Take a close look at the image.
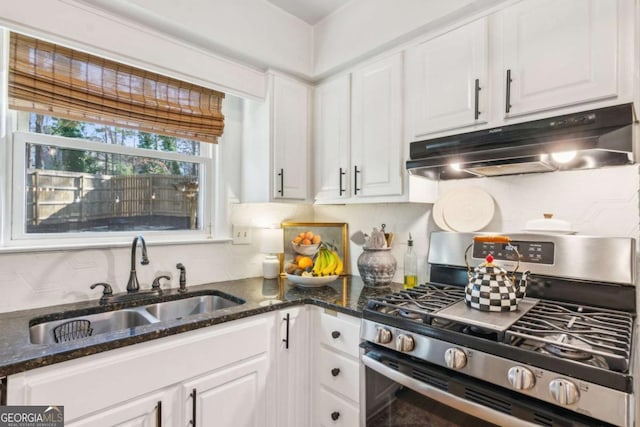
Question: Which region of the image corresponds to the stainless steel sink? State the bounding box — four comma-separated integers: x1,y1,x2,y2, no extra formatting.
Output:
144,294,242,321
29,309,158,345
29,292,245,345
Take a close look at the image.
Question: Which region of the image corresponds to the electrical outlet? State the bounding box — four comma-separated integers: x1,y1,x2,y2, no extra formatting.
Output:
232,225,252,244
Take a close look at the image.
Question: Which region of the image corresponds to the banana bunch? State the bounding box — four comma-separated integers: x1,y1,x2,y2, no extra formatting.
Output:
312,246,344,276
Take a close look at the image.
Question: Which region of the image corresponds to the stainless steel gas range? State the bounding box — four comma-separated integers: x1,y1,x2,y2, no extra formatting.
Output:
361,232,636,427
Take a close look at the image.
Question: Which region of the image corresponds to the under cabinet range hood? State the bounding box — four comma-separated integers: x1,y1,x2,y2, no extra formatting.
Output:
406,103,635,180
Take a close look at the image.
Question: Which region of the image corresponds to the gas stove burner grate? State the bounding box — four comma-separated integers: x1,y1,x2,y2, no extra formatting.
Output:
506,302,633,372
543,334,593,361
366,283,466,321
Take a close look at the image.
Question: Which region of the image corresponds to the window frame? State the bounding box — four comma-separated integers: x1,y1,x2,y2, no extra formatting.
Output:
8,128,216,247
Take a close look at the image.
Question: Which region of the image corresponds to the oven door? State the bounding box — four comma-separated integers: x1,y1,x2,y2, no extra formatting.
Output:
362,344,614,427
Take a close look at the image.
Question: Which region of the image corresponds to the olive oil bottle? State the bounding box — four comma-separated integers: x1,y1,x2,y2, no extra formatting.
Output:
403,233,418,289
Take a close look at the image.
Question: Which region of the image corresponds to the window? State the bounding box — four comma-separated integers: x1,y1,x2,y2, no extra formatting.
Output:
5,31,225,245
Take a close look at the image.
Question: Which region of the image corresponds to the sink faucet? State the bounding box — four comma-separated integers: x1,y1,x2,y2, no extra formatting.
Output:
127,235,150,293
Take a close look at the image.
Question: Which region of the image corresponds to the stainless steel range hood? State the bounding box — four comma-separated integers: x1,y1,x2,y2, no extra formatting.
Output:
406,103,635,180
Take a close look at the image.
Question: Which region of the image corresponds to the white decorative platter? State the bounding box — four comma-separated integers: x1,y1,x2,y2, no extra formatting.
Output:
440,187,495,232
285,273,339,288
432,196,454,231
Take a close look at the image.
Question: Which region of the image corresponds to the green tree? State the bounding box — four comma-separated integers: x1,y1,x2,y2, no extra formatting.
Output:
158,135,181,174
50,119,100,173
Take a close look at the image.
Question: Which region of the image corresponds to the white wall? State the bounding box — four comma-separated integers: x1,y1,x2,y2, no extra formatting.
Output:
438,165,639,239
77,0,314,78
0,0,267,99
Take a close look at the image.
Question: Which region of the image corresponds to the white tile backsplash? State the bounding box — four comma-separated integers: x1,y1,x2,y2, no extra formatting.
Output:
0,165,637,313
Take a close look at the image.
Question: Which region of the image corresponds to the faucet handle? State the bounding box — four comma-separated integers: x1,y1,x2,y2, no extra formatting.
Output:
152,275,171,290
90,282,113,297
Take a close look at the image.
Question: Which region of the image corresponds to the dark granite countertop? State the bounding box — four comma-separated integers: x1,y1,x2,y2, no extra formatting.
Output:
0,275,403,377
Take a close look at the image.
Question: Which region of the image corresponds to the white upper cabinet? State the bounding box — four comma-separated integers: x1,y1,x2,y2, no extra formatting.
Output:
351,52,404,198
312,52,438,204
313,75,351,201
407,18,489,138
501,0,618,117
242,73,311,203
272,74,311,200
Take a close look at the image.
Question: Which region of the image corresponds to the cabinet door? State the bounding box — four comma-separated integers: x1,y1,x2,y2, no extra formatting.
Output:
181,355,272,427
277,307,310,427
407,18,488,137
502,0,618,117
272,75,310,200
313,75,351,201
351,52,403,198
67,389,174,427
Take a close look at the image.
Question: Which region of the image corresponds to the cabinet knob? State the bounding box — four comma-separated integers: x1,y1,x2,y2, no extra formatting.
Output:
331,368,340,377
331,330,341,339
331,411,340,421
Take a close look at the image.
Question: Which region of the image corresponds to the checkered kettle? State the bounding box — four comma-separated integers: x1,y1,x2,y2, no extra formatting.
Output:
463,235,531,312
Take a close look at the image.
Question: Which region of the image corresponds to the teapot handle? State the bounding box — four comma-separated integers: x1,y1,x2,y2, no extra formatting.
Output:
473,235,511,243
465,236,521,279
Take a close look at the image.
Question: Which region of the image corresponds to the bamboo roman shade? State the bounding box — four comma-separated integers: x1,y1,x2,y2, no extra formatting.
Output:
9,32,225,143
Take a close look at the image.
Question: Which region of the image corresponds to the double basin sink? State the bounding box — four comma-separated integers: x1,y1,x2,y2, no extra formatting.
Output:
29,291,245,345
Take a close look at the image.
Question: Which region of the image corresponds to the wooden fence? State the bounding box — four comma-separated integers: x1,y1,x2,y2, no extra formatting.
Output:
26,170,197,229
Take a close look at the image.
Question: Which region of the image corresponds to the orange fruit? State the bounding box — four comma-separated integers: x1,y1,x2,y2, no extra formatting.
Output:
294,255,303,264
298,256,313,269
312,235,321,244
298,232,306,239
301,238,312,245
292,236,303,244
304,231,314,240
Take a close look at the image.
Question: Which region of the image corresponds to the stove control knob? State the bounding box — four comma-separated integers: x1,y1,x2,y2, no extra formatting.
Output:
444,348,467,370
395,334,415,352
375,327,393,344
549,379,580,405
507,366,535,390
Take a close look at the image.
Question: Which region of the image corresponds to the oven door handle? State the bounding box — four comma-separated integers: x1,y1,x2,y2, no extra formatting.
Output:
362,354,537,427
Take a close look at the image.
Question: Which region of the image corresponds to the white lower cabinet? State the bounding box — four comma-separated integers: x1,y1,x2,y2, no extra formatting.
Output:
7,313,277,427
310,306,362,426
276,306,310,427
7,306,362,427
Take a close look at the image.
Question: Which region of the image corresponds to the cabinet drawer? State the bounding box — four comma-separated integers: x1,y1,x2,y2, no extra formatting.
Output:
313,386,360,427
316,346,360,402
315,310,360,358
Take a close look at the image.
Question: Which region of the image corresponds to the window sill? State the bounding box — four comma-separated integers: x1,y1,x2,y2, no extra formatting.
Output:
0,235,232,254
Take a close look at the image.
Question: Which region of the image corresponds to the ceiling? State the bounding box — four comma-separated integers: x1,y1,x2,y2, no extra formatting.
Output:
265,0,352,25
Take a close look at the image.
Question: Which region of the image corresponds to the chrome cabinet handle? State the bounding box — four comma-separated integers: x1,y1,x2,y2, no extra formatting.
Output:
156,401,162,427
474,78,481,120
339,167,346,196
354,165,360,195
505,69,512,114
277,168,284,196
189,388,197,426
